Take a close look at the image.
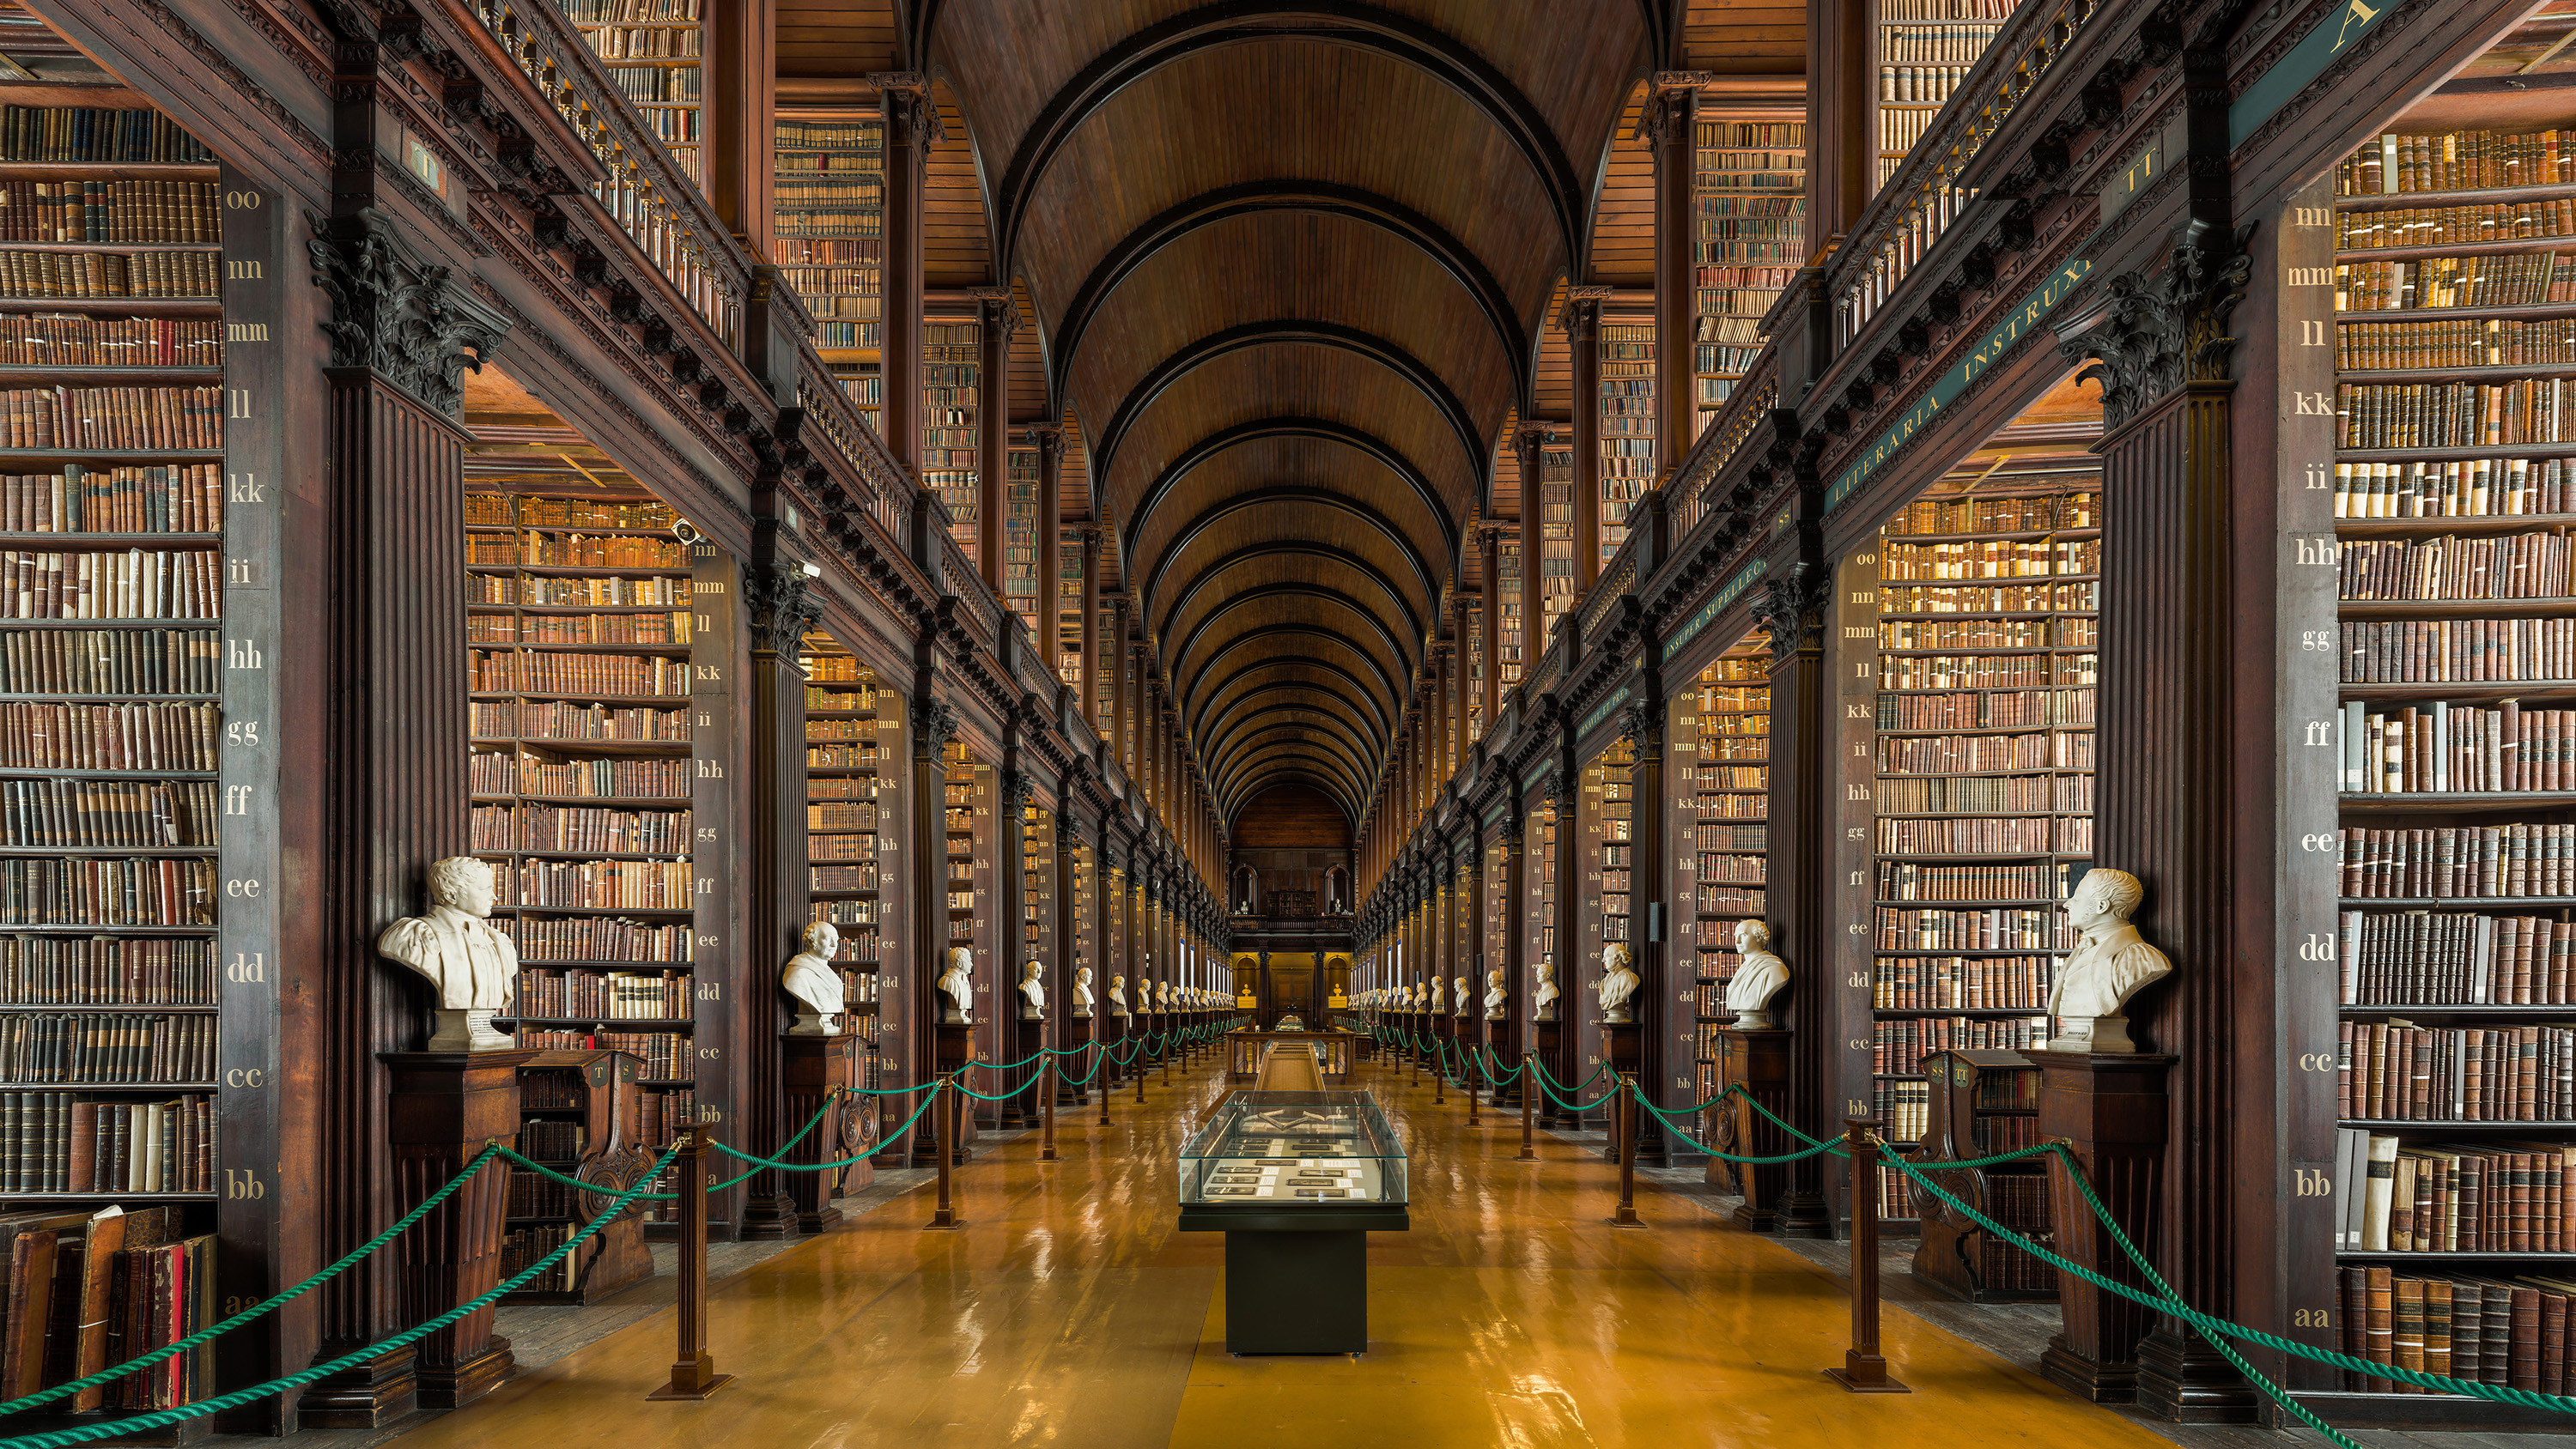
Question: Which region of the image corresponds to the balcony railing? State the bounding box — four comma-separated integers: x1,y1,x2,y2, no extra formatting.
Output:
471,0,741,344
1830,0,2102,345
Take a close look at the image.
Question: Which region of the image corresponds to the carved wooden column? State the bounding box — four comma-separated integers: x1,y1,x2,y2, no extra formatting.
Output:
872,75,934,471
972,288,1017,591
1033,427,1065,674
704,0,774,251
738,564,822,1238
1491,797,1525,1103
1080,530,1104,731
1646,76,1698,468
1621,695,1669,1165
1565,288,1608,597
1480,528,1504,724
1514,428,1551,677
2056,224,2260,1422
908,691,960,1166
991,767,1032,1128
1806,0,1872,244
301,208,509,1427
1753,543,1834,1239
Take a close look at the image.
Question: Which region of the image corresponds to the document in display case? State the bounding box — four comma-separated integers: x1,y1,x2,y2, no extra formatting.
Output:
1176,1089,1410,1354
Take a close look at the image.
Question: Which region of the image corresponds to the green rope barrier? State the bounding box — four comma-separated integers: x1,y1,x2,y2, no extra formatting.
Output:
0,1139,684,1449
0,1143,507,1416
1631,1094,1850,1166
702,1082,848,1172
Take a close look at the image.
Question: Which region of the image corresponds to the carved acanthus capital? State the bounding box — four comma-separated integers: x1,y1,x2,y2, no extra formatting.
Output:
999,769,1034,815
1024,424,1065,464
870,75,947,149
1560,287,1613,343
1617,698,1660,751
968,286,1021,340
911,696,960,758
2054,220,2257,431
745,561,823,656
1752,566,1831,660
306,208,508,417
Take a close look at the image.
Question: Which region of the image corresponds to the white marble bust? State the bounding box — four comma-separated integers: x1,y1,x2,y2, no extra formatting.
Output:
1072,966,1096,1017
1109,973,1129,1016
1452,974,1468,1017
1427,977,1444,1012
379,856,519,1051
939,946,974,1023
1532,958,1559,1021
1595,944,1639,1023
1018,959,1046,1019
1724,919,1791,1029
782,921,843,1035
2046,868,2174,1053
1483,967,1506,1019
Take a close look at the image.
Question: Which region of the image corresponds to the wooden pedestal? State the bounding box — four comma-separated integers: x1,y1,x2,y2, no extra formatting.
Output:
1483,1016,1520,1105
1713,1028,1794,1231
1599,1021,1641,1162
1004,1015,1046,1127
914,1020,976,1166
1058,1014,1094,1103
2031,1049,2174,1404
781,1034,858,1234
382,1049,535,1410
505,1049,653,1306
1529,1017,1564,1125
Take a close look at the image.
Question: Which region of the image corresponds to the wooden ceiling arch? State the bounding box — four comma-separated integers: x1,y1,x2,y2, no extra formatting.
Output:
1220,746,1370,820
1171,584,1416,707
1119,418,1456,567
1228,766,1364,828
1184,640,1400,748
1138,483,1441,634
1205,702,1375,768
1211,721,1372,794
1153,543,1428,663
1195,664,1394,756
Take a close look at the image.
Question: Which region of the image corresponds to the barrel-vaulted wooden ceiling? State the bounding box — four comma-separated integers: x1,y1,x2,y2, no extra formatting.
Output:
779,2,1793,831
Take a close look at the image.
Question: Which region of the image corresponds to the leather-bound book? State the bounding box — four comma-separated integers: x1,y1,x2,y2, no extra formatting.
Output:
2366,1264,2397,1392
2393,1276,2427,1390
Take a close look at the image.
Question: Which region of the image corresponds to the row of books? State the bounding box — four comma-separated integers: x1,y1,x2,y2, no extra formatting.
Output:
1881,0,2017,17
0,465,221,537
0,627,217,696
0,858,212,926
470,652,687,696
465,535,686,569
515,1119,585,1162
1873,908,2075,951
1880,653,2096,688
2338,318,2576,370
579,23,699,57
0,779,212,847
469,574,689,608
0,701,218,771
498,859,691,911
1878,24,2002,61
507,968,691,1022
1879,730,2089,773
1870,1079,1931,1143
1878,66,1972,103
0,549,219,621
1879,617,2092,649
1874,815,2090,853
1879,580,2097,612
2338,130,2576,195
0,108,212,163
0,181,219,246
503,1169,592,1222
0,252,216,300
1879,773,2086,814
0,1092,210,1192
2336,1265,2576,1393
2341,911,2576,1004
0,1205,216,1410
2338,825,2576,899
502,915,690,963
466,495,678,530
467,611,690,646
808,833,878,862
0,937,210,1006
1873,861,2075,901
1874,954,2052,1009
2354,1137,2576,1258
2337,532,2576,602
1880,538,2098,579
471,754,689,800
2335,458,2576,518
2335,201,2576,251
1874,688,2094,730
2339,700,2576,791
2337,254,2576,313
2337,617,2576,684
471,805,691,854
0,1012,214,1082
469,701,687,743
1871,1016,2052,1075
0,316,216,369
2342,1021,2576,1121
2336,381,2576,449
507,1028,686,1082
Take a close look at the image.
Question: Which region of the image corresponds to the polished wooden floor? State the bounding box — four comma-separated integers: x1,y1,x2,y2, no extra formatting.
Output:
399,1048,2175,1449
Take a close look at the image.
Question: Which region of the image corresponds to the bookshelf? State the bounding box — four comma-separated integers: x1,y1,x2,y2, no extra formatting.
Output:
1538,440,1575,636
2320,115,2576,1401
923,318,979,552
1864,462,2099,1215
464,481,708,1175
556,0,703,186
1466,597,1485,743
1003,443,1039,637
1599,317,1654,567
1058,530,1084,689
799,632,884,1054
774,111,883,429
1495,538,1523,687
1683,636,1771,1134
1909,1049,2053,1300
1523,780,1562,1102
0,100,228,1425
1692,114,1804,421
1874,0,2018,190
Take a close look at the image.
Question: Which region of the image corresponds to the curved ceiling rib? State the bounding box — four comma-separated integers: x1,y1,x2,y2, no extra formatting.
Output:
1139,484,1440,631
1153,543,1425,665
1200,677,1390,759
1182,640,1400,745
1212,724,1370,795
1219,746,1368,815
1204,704,1375,775
1228,766,1364,826
1048,180,1530,404
1119,418,1458,567
988,1,1586,280
1091,322,1485,495
1170,585,1416,707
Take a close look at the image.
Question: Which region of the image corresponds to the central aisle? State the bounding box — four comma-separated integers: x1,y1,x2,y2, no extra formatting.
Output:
396,1052,2176,1449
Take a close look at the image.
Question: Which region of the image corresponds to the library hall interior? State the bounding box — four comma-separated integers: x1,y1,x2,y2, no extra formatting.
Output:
8,0,2576,1446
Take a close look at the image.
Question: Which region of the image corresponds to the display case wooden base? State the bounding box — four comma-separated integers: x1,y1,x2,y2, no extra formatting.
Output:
1712,1027,1793,1230
781,1033,858,1234
2031,1048,2173,1404
383,1049,536,1410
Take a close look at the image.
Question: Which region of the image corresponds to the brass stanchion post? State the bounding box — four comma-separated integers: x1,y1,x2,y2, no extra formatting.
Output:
646,1126,732,1400
1827,1117,1909,1392
1467,1047,1482,1127
1039,1055,1058,1162
1098,1043,1113,1125
1611,1074,1643,1228
928,1076,963,1230
1516,1051,1537,1161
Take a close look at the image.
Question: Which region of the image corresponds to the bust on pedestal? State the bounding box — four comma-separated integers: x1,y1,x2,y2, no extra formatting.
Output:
377,856,519,1051
782,922,842,1035
2044,868,2173,1053
1018,959,1047,1021
1072,966,1095,1018
1452,975,1468,1018
1483,967,1506,1020
1723,919,1789,1029
1109,973,1130,1017
1531,958,1559,1021
939,946,975,1024
1595,944,1638,1025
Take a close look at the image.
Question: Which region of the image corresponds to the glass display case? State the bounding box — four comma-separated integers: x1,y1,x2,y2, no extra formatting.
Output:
1177,1090,1407,1206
